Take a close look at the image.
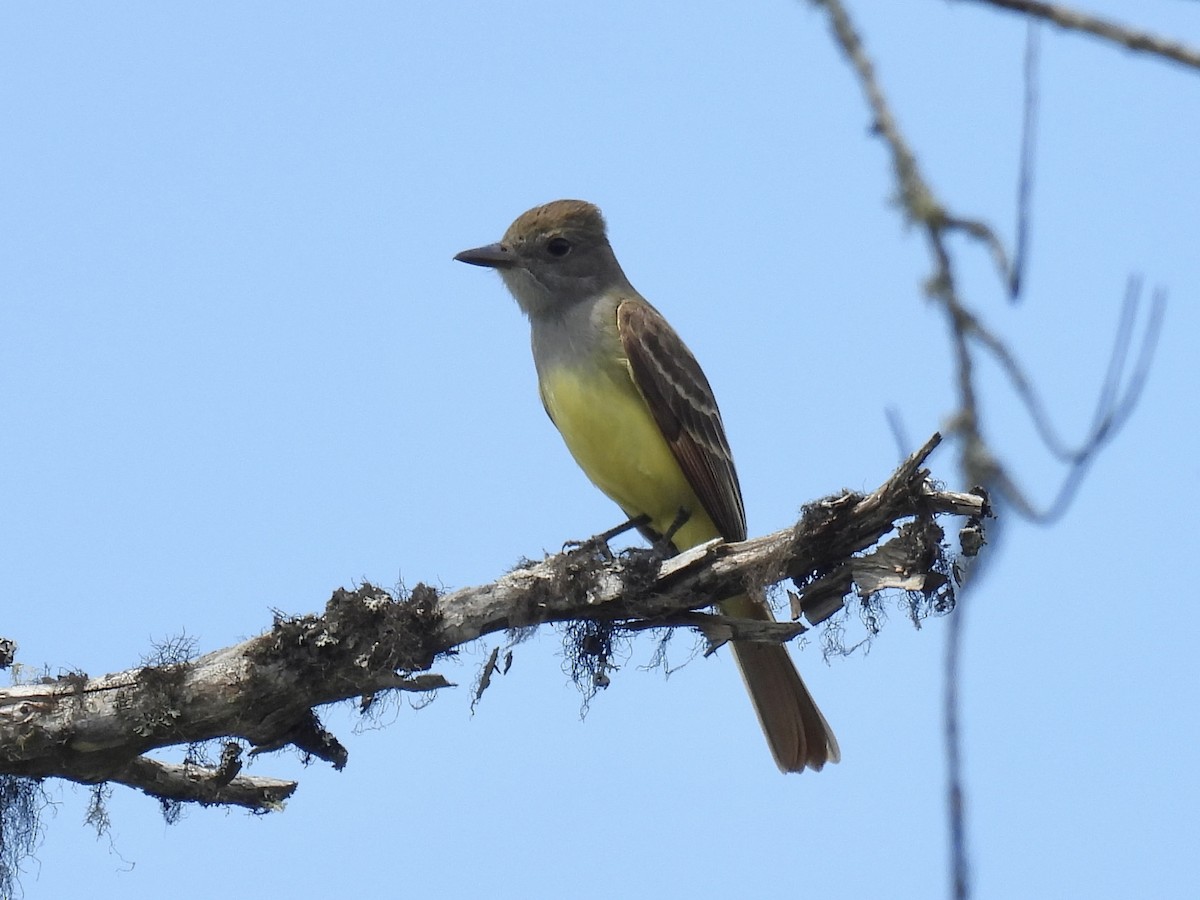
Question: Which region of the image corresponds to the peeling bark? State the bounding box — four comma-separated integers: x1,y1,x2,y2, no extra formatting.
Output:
0,432,986,812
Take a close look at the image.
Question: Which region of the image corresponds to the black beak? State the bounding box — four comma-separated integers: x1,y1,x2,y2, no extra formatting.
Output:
454,242,516,269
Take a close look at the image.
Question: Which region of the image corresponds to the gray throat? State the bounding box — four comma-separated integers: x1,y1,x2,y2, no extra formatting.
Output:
527,291,619,379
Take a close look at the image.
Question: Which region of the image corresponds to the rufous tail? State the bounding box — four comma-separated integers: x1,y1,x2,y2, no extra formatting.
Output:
724,593,840,773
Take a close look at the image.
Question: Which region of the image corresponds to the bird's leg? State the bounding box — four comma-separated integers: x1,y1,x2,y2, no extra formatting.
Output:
598,513,652,544
659,506,691,551
562,513,652,558
625,507,692,580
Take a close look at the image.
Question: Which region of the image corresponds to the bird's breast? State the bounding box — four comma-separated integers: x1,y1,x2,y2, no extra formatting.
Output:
538,361,717,546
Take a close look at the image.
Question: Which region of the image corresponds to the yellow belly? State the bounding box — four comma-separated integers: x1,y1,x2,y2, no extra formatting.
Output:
539,364,719,550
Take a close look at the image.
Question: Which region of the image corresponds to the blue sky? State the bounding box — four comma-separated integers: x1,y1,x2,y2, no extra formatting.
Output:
2,3,1197,898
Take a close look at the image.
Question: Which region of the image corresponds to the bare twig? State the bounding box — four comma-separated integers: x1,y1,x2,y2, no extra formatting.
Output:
809,0,1167,517
944,597,969,900
970,279,1165,521
959,0,1200,72
1011,22,1040,300
471,646,501,712
804,3,1169,897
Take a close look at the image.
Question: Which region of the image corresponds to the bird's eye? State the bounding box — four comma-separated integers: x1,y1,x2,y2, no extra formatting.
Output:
546,237,572,257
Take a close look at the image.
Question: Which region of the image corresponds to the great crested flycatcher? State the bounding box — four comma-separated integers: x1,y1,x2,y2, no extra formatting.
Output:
455,199,839,773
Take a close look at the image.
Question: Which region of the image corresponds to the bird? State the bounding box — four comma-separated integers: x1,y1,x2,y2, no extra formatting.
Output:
454,199,839,772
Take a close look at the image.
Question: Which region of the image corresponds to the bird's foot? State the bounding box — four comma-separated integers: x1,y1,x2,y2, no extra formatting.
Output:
562,514,652,559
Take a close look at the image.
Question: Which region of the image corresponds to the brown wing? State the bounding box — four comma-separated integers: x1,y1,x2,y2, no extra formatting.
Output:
617,298,747,543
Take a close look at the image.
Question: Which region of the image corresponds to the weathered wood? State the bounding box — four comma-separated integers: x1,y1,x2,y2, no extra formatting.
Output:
0,432,985,811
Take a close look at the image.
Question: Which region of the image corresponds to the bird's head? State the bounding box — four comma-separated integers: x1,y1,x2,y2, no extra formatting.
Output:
455,199,630,317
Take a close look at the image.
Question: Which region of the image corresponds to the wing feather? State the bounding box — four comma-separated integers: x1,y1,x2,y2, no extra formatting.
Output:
616,298,746,543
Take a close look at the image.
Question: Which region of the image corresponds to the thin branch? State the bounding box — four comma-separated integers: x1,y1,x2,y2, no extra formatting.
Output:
1011,21,1040,300
810,0,942,228
971,280,1166,521
959,0,1200,72
621,613,809,652
944,587,969,900
942,214,1014,288
805,4,1171,896
809,0,1166,511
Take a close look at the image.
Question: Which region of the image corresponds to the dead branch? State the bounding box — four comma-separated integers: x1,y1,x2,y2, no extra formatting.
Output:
0,432,983,812
809,0,1165,520
805,5,1174,899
